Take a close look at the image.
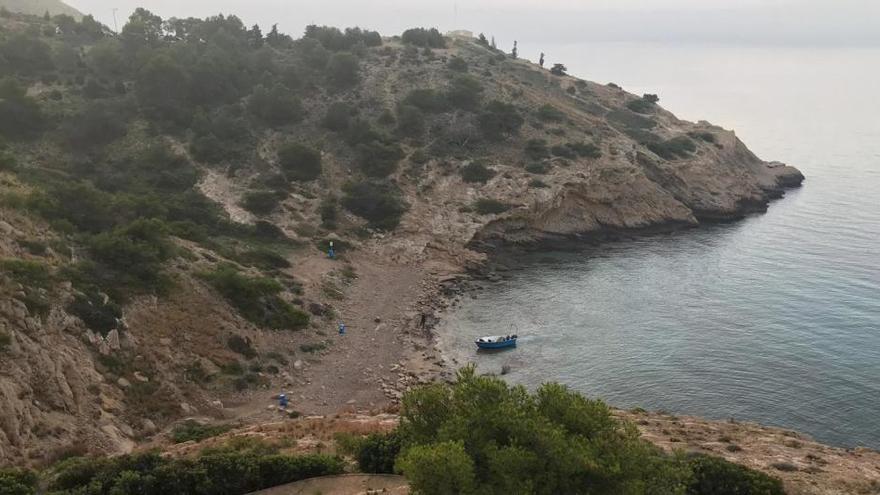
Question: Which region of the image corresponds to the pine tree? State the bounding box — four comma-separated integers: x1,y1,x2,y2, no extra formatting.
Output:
511,40,518,59
490,36,496,49
539,52,545,68
478,33,488,46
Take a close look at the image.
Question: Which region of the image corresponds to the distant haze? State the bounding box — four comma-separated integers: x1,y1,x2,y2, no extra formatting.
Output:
66,0,880,53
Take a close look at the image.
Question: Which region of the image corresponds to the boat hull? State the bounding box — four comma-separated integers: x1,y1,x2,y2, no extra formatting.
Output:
475,340,517,350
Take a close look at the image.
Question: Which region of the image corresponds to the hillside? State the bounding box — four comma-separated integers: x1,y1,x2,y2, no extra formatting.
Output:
0,7,831,493
0,0,82,18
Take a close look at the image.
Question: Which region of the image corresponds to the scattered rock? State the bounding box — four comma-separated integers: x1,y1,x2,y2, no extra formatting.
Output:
116,377,131,388
293,360,303,370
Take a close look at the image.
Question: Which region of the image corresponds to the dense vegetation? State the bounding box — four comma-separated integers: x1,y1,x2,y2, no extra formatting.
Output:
41,441,343,495
344,368,785,495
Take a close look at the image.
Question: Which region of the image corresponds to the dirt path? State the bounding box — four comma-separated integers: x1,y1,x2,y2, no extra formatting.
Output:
247,474,408,495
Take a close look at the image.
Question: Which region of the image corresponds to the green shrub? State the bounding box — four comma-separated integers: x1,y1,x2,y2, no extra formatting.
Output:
460,162,494,184
326,52,360,88
249,83,304,126
536,103,565,122
528,179,548,188
478,101,523,140
396,105,426,138
688,131,717,143
626,98,656,114
321,102,353,131
235,248,291,270
401,28,446,48
227,335,257,358
566,141,602,158
278,142,322,181
0,259,52,288
447,56,468,72
525,162,551,174
241,190,285,215
647,135,697,160
474,198,510,215
403,89,449,113
0,78,45,140
299,341,328,353
66,289,123,335
550,144,576,158
342,180,407,230
447,75,483,110
171,420,233,443
0,468,37,495
348,431,402,474
397,441,476,495
48,450,344,495
687,455,784,495
60,101,128,151
356,140,404,177
524,138,549,160
87,219,175,294
201,265,310,330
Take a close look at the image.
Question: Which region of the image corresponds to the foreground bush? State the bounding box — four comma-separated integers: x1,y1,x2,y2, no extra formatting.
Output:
48,448,344,495
687,455,784,495
392,368,785,495
0,468,37,495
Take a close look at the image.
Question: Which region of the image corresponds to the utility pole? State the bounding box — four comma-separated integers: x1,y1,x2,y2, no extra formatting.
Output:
111,8,118,34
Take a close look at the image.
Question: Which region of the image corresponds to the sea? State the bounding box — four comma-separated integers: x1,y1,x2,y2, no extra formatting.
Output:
438,42,880,450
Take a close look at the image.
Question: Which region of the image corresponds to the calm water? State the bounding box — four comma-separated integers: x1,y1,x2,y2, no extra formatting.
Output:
438,43,880,449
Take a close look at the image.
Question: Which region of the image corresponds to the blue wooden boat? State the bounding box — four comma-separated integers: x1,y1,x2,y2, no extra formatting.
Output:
475,334,518,350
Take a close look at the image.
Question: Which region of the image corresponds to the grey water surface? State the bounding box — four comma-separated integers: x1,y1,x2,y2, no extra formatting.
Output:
438,43,880,449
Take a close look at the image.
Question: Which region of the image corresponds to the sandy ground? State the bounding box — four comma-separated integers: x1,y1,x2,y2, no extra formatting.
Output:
247,474,408,495
226,250,446,422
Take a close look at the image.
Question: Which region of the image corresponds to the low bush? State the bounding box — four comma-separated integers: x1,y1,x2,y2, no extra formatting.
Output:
478,101,523,140
235,248,291,270
326,52,360,87
528,178,549,188
474,198,511,215
550,144,576,159
48,449,344,495
278,142,322,181
460,162,494,184
688,131,717,143
536,103,565,122
227,335,257,359
341,180,407,230
447,56,468,72
524,138,550,160
447,75,483,110
401,27,446,48
66,289,123,335
355,140,404,177
201,265,309,330
86,219,176,295
241,190,285,215
321,102,354,131
647,135,697,160
566,141,602,158
626,98,656,114
396,104,426,138
688,454,785,494
525,162,551,174
249,83,304,127
171,420,233,443
403,89,449,113
355,431,402,474
0,468,37,495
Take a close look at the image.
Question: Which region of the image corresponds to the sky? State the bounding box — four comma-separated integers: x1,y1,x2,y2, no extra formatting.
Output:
66,0,880,52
